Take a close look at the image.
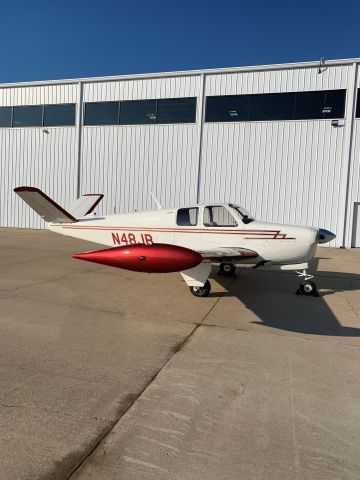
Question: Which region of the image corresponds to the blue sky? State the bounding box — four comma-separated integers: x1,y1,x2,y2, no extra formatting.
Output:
1,0,359,83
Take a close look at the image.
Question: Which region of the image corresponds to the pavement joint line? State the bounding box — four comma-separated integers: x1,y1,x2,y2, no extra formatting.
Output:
65,324,198,480
198,277,237,325
65,298,223,480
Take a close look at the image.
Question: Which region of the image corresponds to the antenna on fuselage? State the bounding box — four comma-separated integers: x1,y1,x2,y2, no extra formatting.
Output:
150,192,162,210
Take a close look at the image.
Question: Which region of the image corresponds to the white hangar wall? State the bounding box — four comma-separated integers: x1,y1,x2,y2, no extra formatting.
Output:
81,74,202,214
0,59,359,247
199,63,357,248
0,83,80,229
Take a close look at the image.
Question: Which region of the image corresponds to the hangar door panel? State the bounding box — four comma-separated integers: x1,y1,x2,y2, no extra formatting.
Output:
199,121,347,248
80,125,199,217
0,128,78,228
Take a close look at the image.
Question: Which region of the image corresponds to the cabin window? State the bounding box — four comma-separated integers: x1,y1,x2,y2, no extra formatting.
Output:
203,206,238,227
177,207,198,226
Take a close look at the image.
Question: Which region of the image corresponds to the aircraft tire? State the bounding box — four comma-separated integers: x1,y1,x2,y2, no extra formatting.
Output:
299,281,318,296
219,262,236,276
189,280,211,297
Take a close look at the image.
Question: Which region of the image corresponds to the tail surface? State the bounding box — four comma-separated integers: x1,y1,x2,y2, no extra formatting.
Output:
14,187,103,223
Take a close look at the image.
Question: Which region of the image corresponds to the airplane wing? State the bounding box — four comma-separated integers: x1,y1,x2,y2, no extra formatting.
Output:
180,248,258,287
198,247,258,262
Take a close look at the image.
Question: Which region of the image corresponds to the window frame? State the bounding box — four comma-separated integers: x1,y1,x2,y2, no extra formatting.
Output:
205,89,346,123
0,103,77,129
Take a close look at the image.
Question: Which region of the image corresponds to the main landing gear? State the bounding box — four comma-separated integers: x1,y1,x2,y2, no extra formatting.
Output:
218,262,236,276
295,269,318,297
190,280,211,297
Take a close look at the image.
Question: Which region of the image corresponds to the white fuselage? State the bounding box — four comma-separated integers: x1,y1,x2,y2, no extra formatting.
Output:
49,203,318,266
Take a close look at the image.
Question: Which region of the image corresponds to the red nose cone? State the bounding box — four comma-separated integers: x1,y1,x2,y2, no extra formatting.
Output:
73,243,203,273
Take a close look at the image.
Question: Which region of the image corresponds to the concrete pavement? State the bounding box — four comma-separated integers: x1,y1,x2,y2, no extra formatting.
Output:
0,228,359,479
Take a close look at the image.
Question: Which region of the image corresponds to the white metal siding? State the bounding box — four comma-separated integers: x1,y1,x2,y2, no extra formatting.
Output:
198,120,346,247
205,65,352,95
346,120,360,246
0,128,78,228
80,124,199,214
83,75,202,102
0,83,78,106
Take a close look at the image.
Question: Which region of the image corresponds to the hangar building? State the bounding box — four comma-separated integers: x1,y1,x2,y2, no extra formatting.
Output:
0,58,359,247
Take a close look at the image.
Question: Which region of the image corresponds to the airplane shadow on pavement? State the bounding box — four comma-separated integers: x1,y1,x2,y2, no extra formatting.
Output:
210,257,360,337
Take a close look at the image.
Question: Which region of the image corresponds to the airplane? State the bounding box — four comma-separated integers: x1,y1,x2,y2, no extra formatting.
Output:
14,186,336,298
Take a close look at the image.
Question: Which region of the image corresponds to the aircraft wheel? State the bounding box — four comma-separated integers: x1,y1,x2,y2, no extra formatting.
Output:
298,281,318,296
190,280,211,297
219,262,236,276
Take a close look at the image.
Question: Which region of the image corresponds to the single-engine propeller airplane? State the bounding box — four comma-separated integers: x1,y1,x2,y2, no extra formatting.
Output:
14,186,335,297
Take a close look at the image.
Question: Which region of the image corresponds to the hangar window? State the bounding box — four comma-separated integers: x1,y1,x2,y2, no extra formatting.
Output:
120,100,157,125
249,92,295,121
294,90,346,119
0,107,12,127
12,106,43,127
356,89,360,118
177,207,198,226
156,98,196,124
43,104,76,126
84,102,119,125
205,89,346,122
203,206,238,227
206,95,249,122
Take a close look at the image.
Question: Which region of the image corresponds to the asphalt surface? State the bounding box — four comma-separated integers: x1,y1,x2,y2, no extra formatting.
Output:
0,228,359,479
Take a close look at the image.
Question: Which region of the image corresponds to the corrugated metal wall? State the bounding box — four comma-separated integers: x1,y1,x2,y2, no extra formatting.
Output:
0,83,79,228
0,62,359,247
346,118,360,246
198,65,355,247
80,75,202,214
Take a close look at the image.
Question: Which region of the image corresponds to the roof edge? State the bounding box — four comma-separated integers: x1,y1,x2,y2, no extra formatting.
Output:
0,58,359,89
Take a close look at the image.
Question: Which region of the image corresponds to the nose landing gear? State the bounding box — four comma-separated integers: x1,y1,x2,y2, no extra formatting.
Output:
295,270,318,297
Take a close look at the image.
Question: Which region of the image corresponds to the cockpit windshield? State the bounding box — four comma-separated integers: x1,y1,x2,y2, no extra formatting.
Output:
228,204,254,224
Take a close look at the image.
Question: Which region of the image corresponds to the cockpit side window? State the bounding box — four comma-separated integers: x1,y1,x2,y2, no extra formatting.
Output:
177,207,198,226
203,206,238,227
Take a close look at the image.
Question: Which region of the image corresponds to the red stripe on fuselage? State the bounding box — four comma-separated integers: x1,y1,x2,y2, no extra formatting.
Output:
54,225,295,239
